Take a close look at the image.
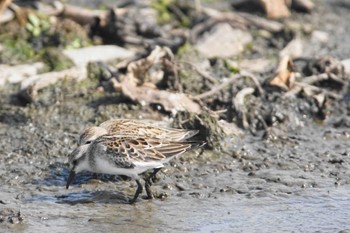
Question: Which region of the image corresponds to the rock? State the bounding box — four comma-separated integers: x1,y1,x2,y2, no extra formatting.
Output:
239,58,273,73
226,59,272,73
311,30,329,44
291,0,314,13
279,38,303,59
341,59,350,74
195,23,253,58
63,45,135,66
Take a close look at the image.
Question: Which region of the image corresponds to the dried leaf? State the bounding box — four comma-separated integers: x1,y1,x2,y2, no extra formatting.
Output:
260,0,291,19
269,56,295,90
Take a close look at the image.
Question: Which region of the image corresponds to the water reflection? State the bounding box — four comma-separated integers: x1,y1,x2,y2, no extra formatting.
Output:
16,187,350,232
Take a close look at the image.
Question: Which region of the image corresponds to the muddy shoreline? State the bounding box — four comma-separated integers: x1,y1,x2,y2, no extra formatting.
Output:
1,0,350,232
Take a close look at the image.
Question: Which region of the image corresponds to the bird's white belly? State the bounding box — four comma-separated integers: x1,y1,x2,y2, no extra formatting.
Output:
94,158,163,179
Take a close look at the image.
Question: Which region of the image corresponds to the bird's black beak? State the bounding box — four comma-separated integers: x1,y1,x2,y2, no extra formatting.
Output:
66,170,76,189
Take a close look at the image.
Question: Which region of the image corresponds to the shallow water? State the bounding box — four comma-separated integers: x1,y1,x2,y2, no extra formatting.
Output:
3,186,349,233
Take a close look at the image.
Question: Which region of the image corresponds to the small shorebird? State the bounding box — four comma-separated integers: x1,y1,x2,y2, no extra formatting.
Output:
78,119,199,145
67,122,204,204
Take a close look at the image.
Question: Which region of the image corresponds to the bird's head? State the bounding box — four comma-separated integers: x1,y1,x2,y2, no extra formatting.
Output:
78,126,108,146
66,144,90,189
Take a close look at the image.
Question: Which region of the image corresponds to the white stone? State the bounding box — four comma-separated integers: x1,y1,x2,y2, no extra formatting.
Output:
341,59,350,74
63,45,135,66
195,23,253,58
0,62,45,86
279,38,303,59
311,30,329,44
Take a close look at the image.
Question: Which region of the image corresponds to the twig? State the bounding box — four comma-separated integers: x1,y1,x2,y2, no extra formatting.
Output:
178,61,219,84
195,74,241,99
238,12,284,32
303,73,346,86
240,70,264,94
286,81,341,99
302,73,329,85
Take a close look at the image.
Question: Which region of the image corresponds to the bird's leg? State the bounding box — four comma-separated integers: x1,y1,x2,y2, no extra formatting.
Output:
129,179,143,204
144,168,162,199
145,178,154,199
150,168,162,184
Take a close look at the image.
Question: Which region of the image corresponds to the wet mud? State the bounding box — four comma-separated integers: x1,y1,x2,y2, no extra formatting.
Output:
1,0,350,232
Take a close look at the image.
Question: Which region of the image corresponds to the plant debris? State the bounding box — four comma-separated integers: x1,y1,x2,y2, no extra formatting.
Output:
0,208,23,225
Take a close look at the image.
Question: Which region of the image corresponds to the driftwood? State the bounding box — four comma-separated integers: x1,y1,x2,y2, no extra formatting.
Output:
16,45,136,102
19,66,87,102
106,46,202,114
34,2,106,26
0,62,45,86
112,77,202,114
191,7,283,43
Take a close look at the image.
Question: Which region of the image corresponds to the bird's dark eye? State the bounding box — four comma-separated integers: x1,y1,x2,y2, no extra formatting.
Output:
85,140,92,144
72,160,77,166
